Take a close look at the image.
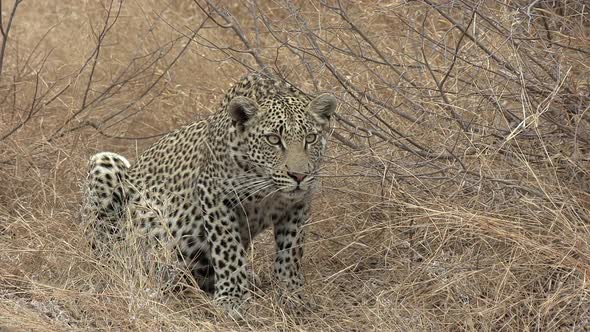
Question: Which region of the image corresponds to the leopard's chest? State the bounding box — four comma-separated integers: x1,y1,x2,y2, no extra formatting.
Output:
235,194,294,248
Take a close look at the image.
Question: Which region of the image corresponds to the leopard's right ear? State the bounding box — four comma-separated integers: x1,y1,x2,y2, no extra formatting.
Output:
308,93,337,127
228,96,259,126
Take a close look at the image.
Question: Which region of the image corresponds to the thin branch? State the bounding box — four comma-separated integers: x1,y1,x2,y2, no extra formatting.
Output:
195,0,271,76
0,0,23,81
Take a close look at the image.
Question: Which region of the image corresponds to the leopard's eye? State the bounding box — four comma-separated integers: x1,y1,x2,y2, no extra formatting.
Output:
305,133,318,144
265,134,282,145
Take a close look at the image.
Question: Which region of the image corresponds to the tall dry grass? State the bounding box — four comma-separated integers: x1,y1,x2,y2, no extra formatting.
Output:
0,0,588,331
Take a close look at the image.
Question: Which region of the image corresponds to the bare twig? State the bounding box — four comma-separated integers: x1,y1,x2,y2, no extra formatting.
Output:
0,0,23,81
195,0,271,76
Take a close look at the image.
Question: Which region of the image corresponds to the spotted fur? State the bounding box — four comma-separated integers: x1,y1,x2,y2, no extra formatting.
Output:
82,73,337,317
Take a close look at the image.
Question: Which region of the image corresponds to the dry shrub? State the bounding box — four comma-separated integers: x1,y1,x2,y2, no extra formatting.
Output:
0,0,588,331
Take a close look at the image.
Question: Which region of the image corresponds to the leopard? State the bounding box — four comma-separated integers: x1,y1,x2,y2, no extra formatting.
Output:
82,72,337,318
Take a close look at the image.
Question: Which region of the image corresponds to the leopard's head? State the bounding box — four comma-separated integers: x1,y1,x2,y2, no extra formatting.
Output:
228,93,337,199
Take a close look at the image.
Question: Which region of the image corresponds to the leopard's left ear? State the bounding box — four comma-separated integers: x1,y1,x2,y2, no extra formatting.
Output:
228,96,259,126
308,93,337,126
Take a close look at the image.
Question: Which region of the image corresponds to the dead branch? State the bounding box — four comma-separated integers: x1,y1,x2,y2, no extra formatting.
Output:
0,0,23,81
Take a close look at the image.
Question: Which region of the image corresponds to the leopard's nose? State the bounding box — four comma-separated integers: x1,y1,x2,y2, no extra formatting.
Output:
287,171,307,183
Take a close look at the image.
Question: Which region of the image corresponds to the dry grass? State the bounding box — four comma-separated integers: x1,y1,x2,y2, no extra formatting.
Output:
0,0,589,331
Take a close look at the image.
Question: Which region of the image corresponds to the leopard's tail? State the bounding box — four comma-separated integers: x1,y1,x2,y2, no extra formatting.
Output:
81,152,131,244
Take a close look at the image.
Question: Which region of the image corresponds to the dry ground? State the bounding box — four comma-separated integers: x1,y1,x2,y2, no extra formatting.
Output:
0,1,589,331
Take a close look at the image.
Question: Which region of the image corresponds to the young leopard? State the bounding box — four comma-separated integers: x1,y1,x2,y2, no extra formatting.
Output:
82,73,337,317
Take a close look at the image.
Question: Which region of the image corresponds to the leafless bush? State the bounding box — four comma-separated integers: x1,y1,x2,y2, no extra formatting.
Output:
0,0,213,164
187,1,590,329
190,0,589,198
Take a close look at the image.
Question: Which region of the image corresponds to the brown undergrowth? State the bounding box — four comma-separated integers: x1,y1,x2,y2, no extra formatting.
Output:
0,1,588,331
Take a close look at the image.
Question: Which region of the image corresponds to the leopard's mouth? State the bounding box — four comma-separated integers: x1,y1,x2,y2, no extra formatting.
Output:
271,174,314,196
278,187,308,199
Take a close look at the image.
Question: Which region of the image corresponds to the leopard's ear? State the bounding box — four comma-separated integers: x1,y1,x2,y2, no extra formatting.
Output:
308,93,337,126
228,96,259,125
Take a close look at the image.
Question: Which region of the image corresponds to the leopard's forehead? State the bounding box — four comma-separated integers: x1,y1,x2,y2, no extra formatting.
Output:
255,95,317,136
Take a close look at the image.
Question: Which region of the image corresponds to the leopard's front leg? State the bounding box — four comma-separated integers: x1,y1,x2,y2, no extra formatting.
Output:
273,201,309,312
199,187,250,319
